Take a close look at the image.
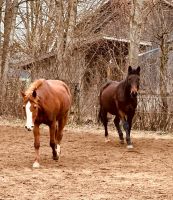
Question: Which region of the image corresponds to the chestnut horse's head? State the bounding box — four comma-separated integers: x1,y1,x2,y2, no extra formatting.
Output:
21,90,39,131
127,66,140,98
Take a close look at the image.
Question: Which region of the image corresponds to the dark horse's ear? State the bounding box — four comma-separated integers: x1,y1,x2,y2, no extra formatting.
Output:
136,66,140,75
128,66,132,74
32,90,37,98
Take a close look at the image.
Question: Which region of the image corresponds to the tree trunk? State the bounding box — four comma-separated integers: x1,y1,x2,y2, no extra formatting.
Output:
0,0,18,112
159,34,169,130
129,0,144,66
0,0,3,46
0,0,4,69
65,0,77,51
55,0,78,81
63,0,78,72
55,0,64,54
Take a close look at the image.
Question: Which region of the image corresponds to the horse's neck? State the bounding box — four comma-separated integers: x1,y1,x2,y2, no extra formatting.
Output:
121,79,131,100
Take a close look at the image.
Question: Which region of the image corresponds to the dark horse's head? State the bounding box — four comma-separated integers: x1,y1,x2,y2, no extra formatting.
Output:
126,66,140,98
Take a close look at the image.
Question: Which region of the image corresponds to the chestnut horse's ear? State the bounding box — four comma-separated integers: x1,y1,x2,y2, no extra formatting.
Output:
32,90,37,98
21,91,25,98
136,66,140,75
128,66,132,74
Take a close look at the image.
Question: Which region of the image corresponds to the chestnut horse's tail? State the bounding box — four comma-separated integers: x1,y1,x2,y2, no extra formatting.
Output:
98,80,112,124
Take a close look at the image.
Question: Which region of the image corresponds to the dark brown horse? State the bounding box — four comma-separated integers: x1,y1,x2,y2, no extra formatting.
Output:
98,66,140,149
21,79,71,168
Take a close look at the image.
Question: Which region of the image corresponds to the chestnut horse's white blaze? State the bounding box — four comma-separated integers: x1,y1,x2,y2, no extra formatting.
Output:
25,101,33,130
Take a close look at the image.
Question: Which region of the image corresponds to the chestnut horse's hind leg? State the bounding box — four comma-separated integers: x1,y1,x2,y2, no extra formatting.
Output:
49,122,58,160
33,124,40,168
55,114,68,159
114,116,124,144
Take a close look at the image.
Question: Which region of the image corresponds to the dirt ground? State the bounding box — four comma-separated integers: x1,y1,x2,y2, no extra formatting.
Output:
0,124,173,200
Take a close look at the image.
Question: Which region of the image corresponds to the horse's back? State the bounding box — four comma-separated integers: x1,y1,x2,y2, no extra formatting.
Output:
100,81,119,99
48,80,71,106
47,80,71,97
38,79,71,115
99,81,119,115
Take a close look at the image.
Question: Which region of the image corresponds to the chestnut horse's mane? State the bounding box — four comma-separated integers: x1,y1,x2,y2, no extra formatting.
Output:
25,79,45,96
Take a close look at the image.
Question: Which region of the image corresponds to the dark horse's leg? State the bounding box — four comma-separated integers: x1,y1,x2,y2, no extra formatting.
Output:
49,121,58,160
101,110,109,142
127,113,134,146
114,116,124,144
122,113,134,148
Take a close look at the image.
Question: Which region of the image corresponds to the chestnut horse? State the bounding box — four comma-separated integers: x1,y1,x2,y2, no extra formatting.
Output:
98,66,140,149
21,79,71,168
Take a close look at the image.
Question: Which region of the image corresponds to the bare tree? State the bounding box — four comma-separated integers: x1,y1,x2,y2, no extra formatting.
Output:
136,0,173,131
0,0,18,112
0,0,4,49
153,1,173,130
129,0,145,66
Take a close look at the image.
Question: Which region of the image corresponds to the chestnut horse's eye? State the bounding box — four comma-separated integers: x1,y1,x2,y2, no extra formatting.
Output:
23,105,25,109
33,105,37,109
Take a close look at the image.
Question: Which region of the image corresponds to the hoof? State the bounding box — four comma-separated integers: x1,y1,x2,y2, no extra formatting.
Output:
127,144,133,149
120,140,124,144
105,137,110,143
53,155,59,161
33,161,40,168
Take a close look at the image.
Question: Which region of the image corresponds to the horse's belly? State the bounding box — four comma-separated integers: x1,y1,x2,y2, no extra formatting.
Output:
107,108,117,115
102,101,117,115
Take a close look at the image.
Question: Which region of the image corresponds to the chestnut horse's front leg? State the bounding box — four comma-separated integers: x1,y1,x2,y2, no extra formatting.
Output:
55,114,68,160
49,122,58,160
33,124,40,168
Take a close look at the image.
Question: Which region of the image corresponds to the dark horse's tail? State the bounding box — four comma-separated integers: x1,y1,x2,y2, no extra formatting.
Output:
98,80,113,124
